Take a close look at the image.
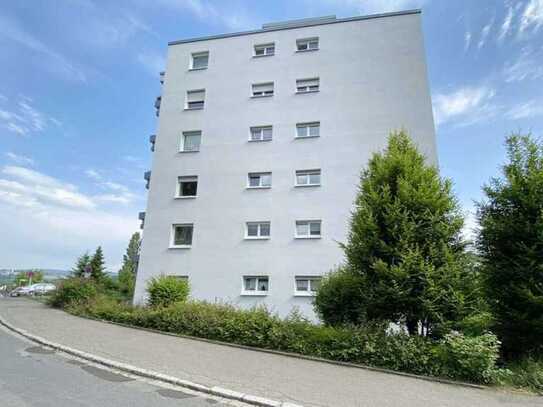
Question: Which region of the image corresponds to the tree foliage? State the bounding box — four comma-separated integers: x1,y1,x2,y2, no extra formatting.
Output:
118,232,141,297
477,134,543,356
333,131,482,335
72,252,91,277
89,246,106,281
15,270,44,286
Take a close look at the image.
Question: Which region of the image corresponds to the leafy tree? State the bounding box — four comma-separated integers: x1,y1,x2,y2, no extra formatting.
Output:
118,232,141,297
314,266,367,326
15,270,44,286
72,252,91,277
89,246,106,281
338,131,478,336
477,134,543,356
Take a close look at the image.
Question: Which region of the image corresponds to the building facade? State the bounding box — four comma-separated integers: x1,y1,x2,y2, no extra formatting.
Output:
133,10,437,320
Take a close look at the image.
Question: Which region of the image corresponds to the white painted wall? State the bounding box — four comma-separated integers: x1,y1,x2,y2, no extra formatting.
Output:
134,12,437,320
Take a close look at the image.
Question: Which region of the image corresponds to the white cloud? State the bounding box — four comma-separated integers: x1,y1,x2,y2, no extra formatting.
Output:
137,51,166,77
0,14,86,83
0,97,60,137
1,166,95,210
0,165,140,269
85,169,102,180
320,0,427,14
464,31,472,51
154,0,257,30
5,152,35,166
433,85,497,127
503,46,543,82
506,100,543,119
519,0,543,35
477,17,494,49
498,6,515,42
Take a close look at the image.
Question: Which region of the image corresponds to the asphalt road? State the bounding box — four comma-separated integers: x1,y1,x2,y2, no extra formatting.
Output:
0,327,235,407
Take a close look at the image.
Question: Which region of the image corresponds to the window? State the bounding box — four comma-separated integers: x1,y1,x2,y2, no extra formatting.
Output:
247,172,272,188
254,43,275,57
250,126,272,142
246,222,271,239
296,169,321,187
295,276,322,295
177,176,198,198
252,82,274,97
191,52,209,70
186,89,205,109
243,276,269,294
296,78,319,93
295,220,321,238
296,37,319,52
171,224,193,247
296,122,320,138
181,131,201,152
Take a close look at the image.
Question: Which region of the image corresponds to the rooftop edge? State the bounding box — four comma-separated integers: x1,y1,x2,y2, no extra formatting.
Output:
168,9,421,46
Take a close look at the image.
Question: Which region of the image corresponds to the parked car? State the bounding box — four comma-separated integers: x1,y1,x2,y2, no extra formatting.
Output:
31,283,56,295
9,286,33,297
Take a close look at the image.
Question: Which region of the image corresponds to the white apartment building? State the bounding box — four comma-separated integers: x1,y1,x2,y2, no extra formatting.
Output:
133,10,437,320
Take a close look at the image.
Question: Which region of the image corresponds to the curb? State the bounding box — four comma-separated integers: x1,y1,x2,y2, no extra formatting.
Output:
73,312,486,391
0,315,301,407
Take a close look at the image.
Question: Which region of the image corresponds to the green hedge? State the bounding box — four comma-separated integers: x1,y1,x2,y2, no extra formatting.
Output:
146,275,190,307
67,296,504,384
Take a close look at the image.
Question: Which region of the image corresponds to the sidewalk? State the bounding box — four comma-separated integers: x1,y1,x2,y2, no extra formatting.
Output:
0,298,539,407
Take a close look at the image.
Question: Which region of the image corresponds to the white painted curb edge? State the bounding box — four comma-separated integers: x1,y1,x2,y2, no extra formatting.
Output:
0,316,302,407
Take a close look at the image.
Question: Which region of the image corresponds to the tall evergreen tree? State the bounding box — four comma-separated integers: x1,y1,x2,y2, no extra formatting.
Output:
89,246,106,281
341,131,478,335
118,232,141,297
72,252,91,277
477,134,543,356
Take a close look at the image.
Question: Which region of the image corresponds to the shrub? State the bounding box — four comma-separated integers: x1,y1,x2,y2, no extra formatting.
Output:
435,332,501,383
314,266,367,326
47,278,97,308
502,356,543,393
63,295,505,384
146,276,189,308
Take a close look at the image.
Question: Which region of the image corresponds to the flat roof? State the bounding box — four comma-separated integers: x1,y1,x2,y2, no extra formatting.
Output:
168,9,421,46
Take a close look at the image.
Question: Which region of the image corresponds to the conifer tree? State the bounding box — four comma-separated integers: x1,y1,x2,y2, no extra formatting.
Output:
72,252,91,277
477,134,543,355
340,131,478,335
118,232,141,296
89,246,106,281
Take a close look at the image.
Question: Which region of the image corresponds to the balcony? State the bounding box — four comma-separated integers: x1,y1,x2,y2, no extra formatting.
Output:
154,96,161,117
144,171,151,189
149,134,156,152
138,211,146,229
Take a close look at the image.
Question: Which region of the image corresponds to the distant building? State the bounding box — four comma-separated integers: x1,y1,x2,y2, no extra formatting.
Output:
134,10,437,320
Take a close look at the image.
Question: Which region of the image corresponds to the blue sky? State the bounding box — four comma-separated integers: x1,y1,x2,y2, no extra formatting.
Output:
1,0,542,271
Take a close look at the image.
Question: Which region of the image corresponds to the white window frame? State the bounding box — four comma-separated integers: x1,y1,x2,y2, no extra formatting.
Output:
295,169,321,187
185,89,205,110
242,276,269,296
294,276,322,296
251,82,274,98
245,221,271,239
295,220,322,239
176,176,198,198
180,131,201,152
247,172,272,189
296,37,319,52
296,78,320,93
296,122,320,139
249,126,273,142
254,43,275,57
170,224,194,248
190,52,209,70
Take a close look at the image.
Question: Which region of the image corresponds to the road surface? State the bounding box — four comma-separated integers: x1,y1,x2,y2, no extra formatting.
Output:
0,326,235,407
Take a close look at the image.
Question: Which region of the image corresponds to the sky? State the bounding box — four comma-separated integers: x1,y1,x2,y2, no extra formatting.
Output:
1,0,542,271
